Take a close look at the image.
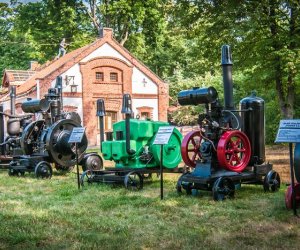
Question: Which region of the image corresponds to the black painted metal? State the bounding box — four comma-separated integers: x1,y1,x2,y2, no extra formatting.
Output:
121,94,135,155
55,76,63,109
221,45,234,110
10,86,16,115
240,91,265,165
178,87,218,106
97,99,106,151
106,131,113,141
21,99,50,113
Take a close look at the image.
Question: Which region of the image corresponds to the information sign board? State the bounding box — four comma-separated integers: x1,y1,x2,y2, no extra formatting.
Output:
153,126,174,145
275,120,300,143
68,127,86,143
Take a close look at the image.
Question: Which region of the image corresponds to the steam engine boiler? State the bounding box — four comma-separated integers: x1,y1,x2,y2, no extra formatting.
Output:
80,94,182,190
176,45,281,200
7,77,102,178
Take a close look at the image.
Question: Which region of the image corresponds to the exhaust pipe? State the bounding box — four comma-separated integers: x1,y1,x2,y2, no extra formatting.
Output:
96,99,106,151
55,76,63,109
121,94,135,155
221,45,234,110
10,85,16,115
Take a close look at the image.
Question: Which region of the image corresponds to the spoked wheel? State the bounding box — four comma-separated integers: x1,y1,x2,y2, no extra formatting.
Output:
35,161,52,179
263,170,280,192
217,131,251,172
80,170,94,186
181,131,204,168
124,172,143,191
285,183,300,209
212,177,235,201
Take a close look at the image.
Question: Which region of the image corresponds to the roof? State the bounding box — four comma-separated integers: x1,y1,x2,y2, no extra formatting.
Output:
3,28,165,97
2,70,35,87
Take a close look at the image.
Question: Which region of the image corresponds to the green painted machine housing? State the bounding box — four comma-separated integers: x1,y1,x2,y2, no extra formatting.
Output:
101,119,182,169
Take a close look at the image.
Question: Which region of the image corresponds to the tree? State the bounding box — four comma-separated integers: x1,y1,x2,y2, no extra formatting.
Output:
174,0,300,120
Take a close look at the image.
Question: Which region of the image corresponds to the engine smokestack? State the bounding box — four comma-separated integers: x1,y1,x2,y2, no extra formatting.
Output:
221,45,234,110
10,85,16,115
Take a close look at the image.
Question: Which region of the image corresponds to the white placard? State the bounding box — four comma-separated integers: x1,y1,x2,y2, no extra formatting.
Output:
68,127,86,143
275,120,300,143
153,126,174,145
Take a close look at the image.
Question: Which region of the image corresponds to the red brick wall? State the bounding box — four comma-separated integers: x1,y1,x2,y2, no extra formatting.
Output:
80,57,133,145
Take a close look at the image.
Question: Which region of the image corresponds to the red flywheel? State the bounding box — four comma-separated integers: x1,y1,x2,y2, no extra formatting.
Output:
217,130,251,172
181,131,204,168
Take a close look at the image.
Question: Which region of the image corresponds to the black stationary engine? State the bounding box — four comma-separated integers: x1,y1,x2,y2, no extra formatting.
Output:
176,45,280,200
8,77,102,178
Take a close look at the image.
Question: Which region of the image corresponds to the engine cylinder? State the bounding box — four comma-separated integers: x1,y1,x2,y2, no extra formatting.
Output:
7,118,20,136
240,92,265,165
21,99,50,113
178,87,218,106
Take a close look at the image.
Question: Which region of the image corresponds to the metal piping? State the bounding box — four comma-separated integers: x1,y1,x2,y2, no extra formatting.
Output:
10,85,16,115
121,94,135,155
96,99,106,151
221,45,234,110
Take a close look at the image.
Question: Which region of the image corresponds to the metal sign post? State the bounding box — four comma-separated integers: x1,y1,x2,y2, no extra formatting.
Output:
275,120,300,216
68,127,86,190
153,126,174,200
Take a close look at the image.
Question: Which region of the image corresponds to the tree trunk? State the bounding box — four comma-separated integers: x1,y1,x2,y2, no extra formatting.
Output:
269,0,295,119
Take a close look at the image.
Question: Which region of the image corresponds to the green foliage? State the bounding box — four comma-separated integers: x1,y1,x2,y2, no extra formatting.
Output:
1,0,300,143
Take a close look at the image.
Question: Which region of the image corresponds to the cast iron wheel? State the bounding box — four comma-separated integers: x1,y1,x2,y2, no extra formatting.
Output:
285,183,300,209
46,119,88,167
124,172,143,191
212,177,235,201
181,131,204,168
263,170,280,192
80,170,93,186
82,154,103,171
35,161,52,179
217,130,251,172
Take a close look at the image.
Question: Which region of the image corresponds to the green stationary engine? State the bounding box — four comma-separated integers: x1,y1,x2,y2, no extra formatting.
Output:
80,94,182,190
101,119,182,169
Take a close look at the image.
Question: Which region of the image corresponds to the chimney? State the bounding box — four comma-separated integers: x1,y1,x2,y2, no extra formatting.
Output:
102,28,113,38
30,61,40,71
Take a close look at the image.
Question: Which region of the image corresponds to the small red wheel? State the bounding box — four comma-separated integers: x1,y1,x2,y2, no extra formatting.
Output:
285,183,300,209
217,130,251,172
181,131,204,168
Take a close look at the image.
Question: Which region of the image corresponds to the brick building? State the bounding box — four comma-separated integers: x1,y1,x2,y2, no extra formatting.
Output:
0,28,169,146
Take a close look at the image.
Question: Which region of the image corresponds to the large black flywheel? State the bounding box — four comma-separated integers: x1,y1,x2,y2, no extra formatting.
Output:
46,119,88,167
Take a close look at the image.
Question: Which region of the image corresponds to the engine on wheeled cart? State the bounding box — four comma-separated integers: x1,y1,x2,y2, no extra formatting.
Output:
8,77,102,178
0,86,33,168
176,45,281,200
80,94,183,190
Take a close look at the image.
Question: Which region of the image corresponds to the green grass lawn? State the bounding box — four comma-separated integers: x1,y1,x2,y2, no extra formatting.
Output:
0,169,299,250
